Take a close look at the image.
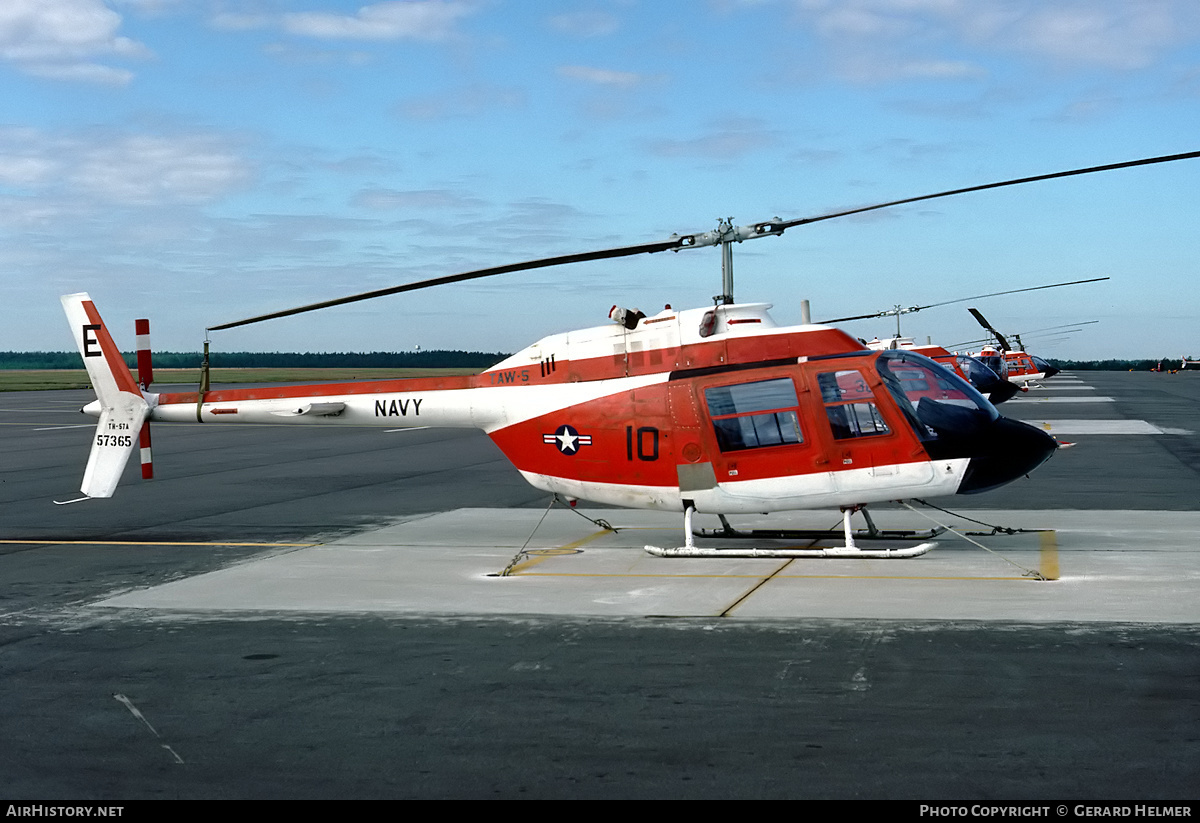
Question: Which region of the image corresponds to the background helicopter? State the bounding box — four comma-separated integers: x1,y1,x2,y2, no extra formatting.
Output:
863,340,1021,405
958,310,1104,387
813,277,1109,401
61,150,1200,556
815,277,1109,342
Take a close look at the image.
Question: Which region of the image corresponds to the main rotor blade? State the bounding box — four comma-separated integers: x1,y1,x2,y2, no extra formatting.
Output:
917,277,1109,312
818,277,1110,324
948,336,1004,349
208,238,684,331
1016,320,1100,336
775,150,1200,231
209,149,1198,331
819,310,902,324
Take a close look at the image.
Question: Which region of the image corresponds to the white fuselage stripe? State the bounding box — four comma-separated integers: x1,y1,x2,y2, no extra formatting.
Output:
149,372,670,431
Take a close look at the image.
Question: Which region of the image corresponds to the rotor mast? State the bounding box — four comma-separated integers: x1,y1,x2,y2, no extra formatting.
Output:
720,223,734,305
676,217,785,305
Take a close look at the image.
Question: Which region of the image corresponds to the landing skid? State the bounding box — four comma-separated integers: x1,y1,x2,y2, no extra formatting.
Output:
644,506,937,559
697,511,944,543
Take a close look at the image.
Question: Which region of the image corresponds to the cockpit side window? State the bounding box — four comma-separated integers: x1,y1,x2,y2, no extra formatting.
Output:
704,377,803,452
816,370,890,440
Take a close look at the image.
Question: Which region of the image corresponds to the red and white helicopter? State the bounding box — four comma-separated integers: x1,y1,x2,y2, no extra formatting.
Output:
60,151,1200,558
867,339,1021,405
963,309,1098,389
817,277,1110,403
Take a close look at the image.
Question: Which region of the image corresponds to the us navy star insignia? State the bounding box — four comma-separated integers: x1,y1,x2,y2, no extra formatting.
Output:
543,424,592,455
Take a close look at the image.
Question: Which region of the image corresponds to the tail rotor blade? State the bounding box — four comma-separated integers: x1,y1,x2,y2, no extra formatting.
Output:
135,318,154,480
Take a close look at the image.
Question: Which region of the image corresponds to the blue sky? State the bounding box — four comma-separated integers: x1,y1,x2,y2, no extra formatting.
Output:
4,0,1200,359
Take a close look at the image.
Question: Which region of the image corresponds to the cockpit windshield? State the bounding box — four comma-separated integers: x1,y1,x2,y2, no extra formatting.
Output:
955,354,1000,386
875,350,998,442
977,353,1005,377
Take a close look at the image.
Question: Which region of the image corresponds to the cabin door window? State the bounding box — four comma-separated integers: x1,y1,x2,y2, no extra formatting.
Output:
703,377,803,452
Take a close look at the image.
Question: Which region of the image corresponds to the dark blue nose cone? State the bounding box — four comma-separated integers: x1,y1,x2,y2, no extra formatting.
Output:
986,379,1020,404
1032,355,1060,379
916,397,1058,494
958,417,1059,494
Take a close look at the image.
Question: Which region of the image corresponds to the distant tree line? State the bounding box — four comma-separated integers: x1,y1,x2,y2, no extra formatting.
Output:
0,350,511,370
1044,358,1193,371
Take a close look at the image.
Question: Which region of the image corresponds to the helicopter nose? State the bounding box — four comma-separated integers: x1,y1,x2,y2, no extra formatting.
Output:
914,397,1057,494
984,378,1020,404
956,416,1058,494
1031,355,1060,379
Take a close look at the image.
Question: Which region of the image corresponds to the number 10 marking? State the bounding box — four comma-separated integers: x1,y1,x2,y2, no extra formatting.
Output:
626,426,659,461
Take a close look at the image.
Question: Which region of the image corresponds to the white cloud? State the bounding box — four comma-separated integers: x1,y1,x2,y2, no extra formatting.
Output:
351,188,486,211
1002,3,1189,69
558,65,650,88
547,11,621,38
0,0,150,85
644,120,779,159
837,54,985,83
0,129,251,206
74,135,251,205
282,1,476,41
0,127,60,186
209,12,275,33
790,0,1200,79
23,61,135,85
111,0,185,12
397,84,527,120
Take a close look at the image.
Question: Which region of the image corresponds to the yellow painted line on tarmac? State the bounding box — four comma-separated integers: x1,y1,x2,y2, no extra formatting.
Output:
0,539,319,547
1040,531,1060,580
503,528,614,574
722,559,794,617
518,572,1034,581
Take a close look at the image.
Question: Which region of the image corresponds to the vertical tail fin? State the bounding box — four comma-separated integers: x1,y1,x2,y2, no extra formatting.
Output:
60,293,150,499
